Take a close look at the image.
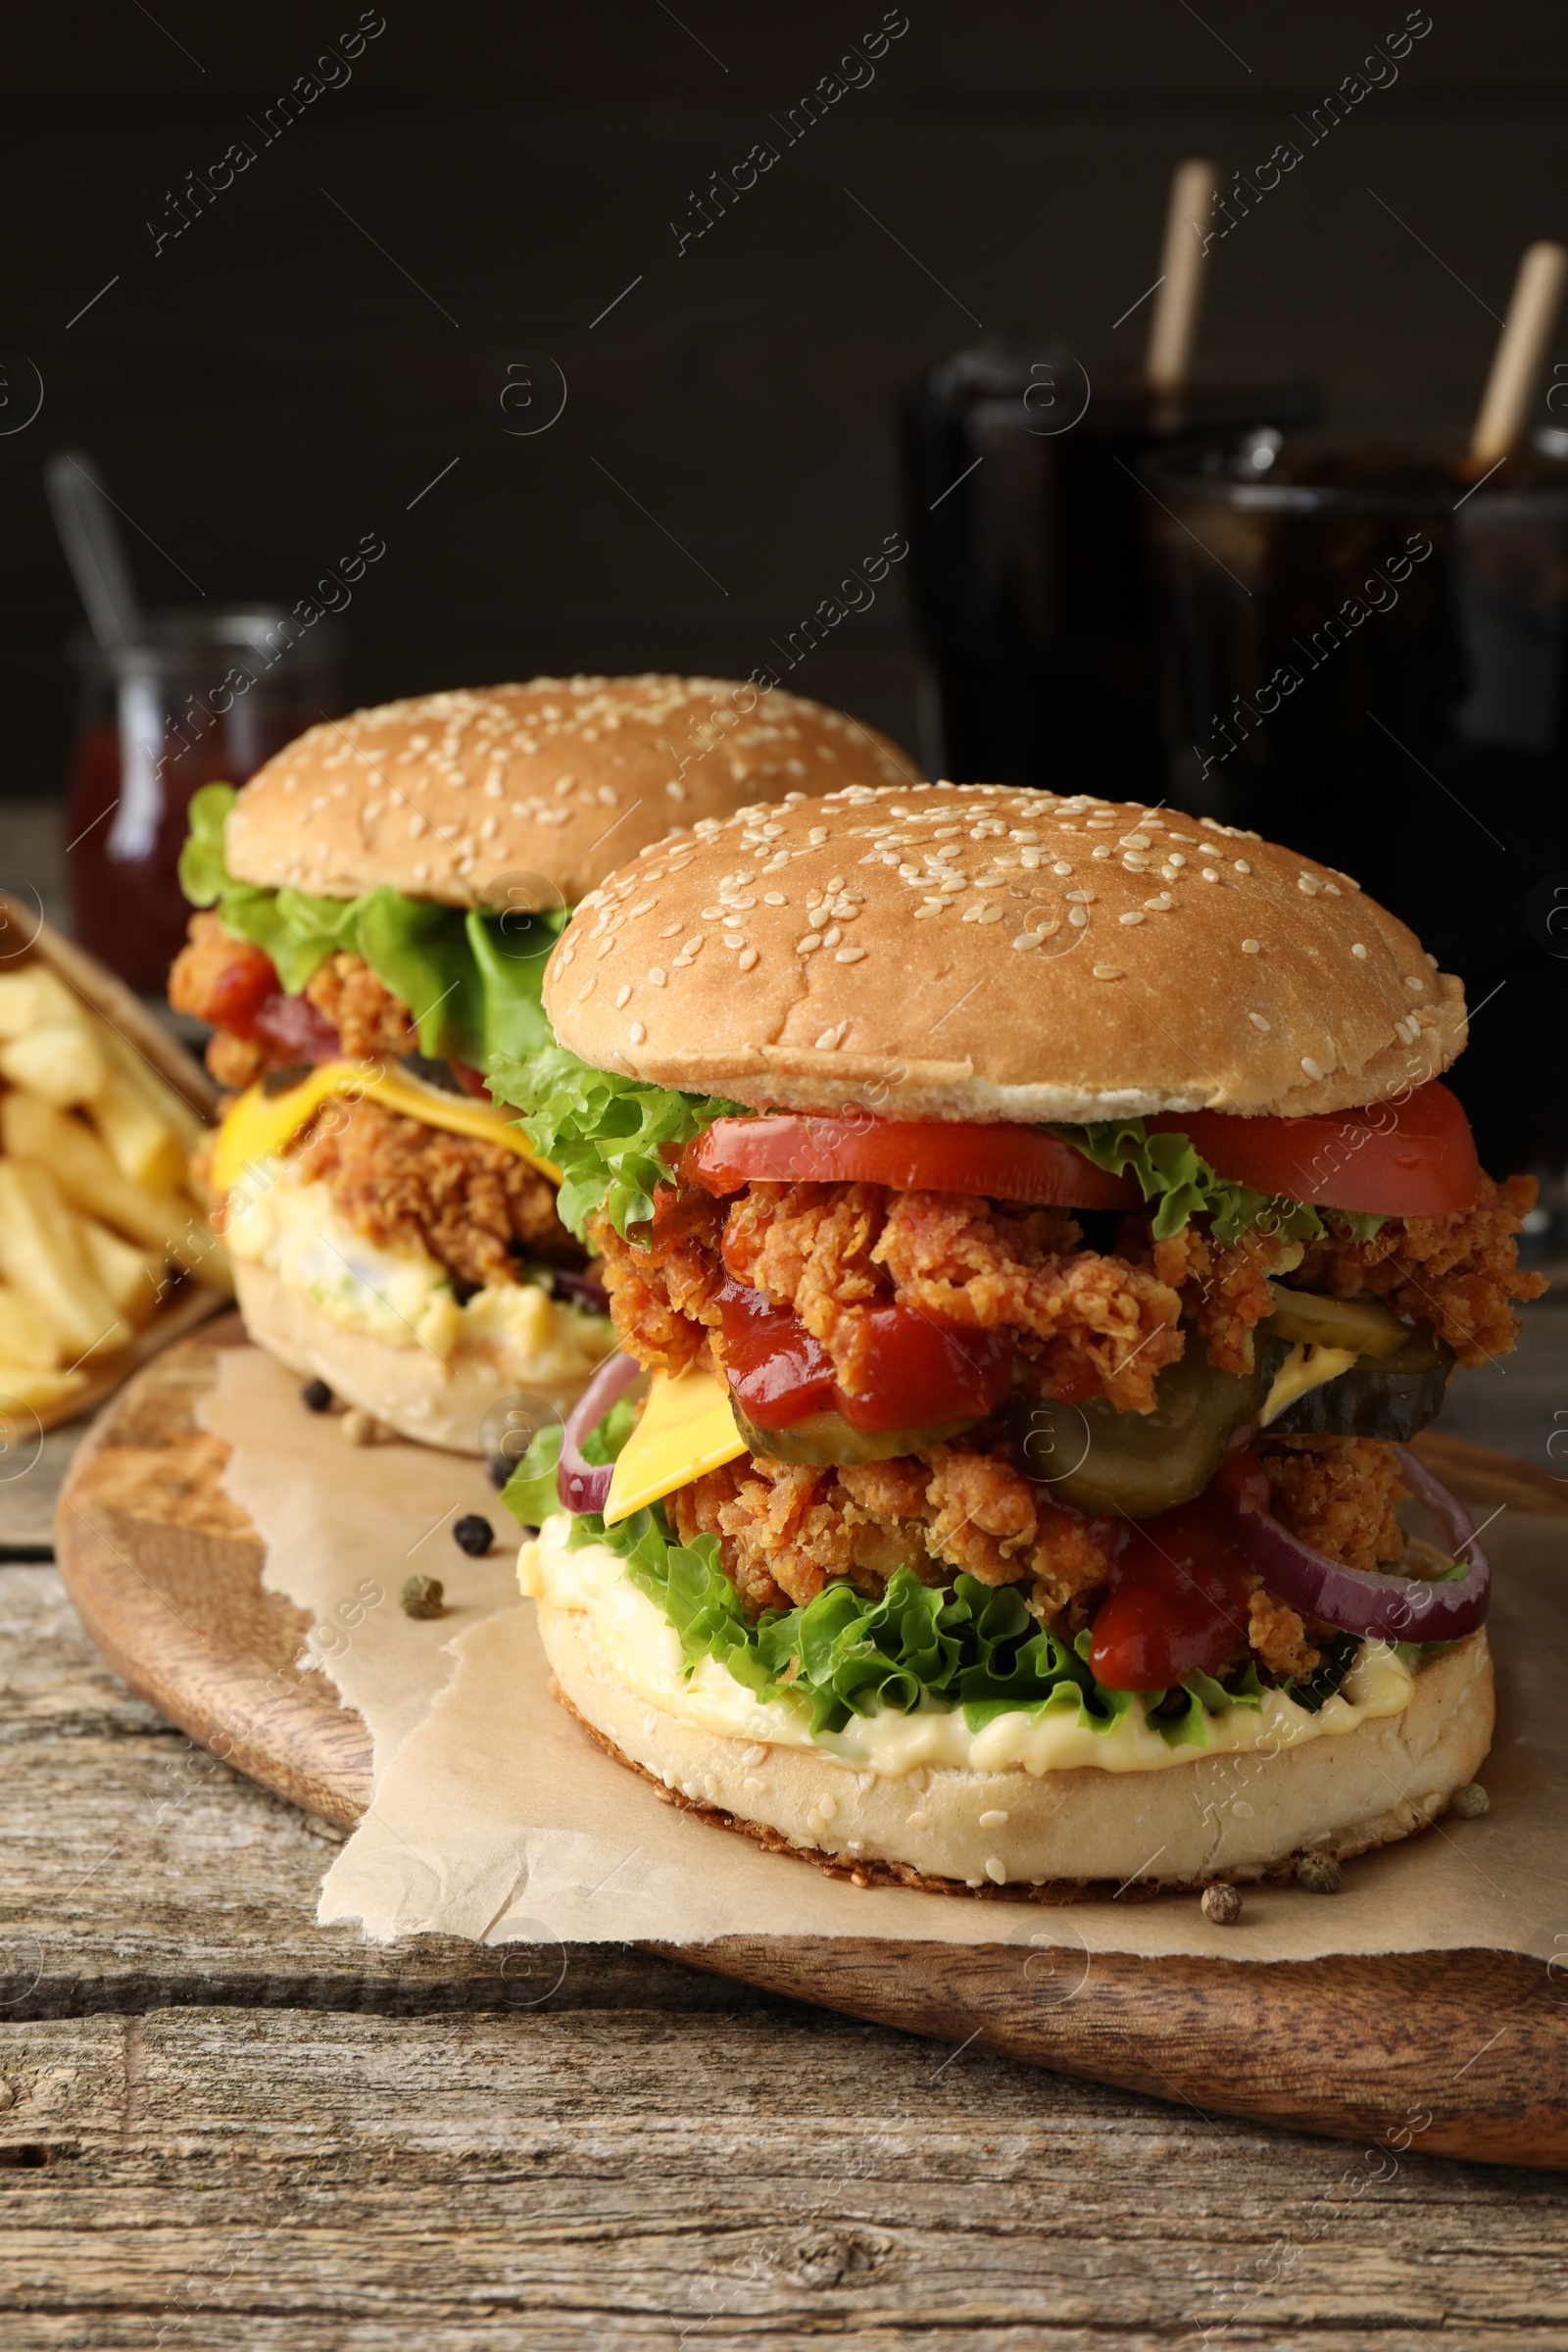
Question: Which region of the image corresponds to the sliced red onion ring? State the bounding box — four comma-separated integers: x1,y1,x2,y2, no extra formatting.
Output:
557,1348,642,1515
1216,1444,1491,1643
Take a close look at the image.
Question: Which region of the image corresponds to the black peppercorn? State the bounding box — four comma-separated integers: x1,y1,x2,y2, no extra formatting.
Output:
301,1378,333,1412
453,1514,494,1557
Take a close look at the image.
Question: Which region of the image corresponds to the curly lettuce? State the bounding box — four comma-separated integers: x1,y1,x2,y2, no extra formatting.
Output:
1053,1117,1386,1250
504,1424,1269,1749
180,783,564,1068
488,1041,745,1239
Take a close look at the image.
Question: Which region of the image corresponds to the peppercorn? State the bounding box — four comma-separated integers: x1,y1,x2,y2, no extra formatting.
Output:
453,1514,494,1558
1296,1852,1343,1895
1451,1782,1491,1819
1200,1882,1243,1926
400,1574,446,1619
486,1452,514,1490
301,1378,333,1413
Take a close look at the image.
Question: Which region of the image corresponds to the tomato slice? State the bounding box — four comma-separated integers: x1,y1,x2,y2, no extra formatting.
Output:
684,1116,1139,1210
715,1279,1013,1434
1146,1080,1482,1219
1088,1483,1257,1692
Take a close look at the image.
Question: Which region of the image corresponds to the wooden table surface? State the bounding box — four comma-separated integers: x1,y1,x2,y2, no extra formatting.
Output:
7,1296,1568,2346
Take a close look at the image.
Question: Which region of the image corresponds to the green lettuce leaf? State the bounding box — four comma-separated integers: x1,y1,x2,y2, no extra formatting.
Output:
504,1426,1268,1745
180,784,564,1067
487,1040,745,1239
1051,1117,1386,1250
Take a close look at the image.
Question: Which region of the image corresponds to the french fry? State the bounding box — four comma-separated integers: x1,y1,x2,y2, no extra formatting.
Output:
0,966,87,1039
0,1361,88,1418
92,1022,207,1156
0,1021,109,1106
0,1283,62,1368
1,1092,192,1255
0,1160,127,1357
84,1066,187,1191
75,1217,164,1328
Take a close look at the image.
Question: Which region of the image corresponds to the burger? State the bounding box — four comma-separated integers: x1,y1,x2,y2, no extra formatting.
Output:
499,780,1543,1892
168,676,914,1452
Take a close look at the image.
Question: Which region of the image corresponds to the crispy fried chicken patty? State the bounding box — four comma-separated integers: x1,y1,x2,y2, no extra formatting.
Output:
287,1093,583,1290
669,1430,1404,1685
592,1170,1540,1404
171,911,417,1088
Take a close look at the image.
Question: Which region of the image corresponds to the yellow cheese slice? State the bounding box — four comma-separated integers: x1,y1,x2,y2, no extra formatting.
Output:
1259,1342,1358,1429
211,1057,560,1195
604,1366,748,1526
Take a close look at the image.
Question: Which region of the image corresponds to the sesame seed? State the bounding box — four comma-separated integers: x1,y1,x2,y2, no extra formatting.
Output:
762,891,787,906
613,984,632,1007
1234,859,1251,874
648,965,666,986
835,946,866,962
1011,933,1043,952
1065,889,1095,903
1201,868,1220,882
1241,938,1260,955
1249,1012,1271,1032
738,946,759,970
1145,895,1173,911
1124,833,1152,850
1350,943,1369,959
628,1021,646,1045
1068,906,1089,927
1300,1055,1324,1079
1298,873,1321,896
1053,860,1073,876
1092,964,1124,980
985,1856,1007,1886
1404,975,1425,992
1166,852,1186,866
808,827,829,845
813,1026,841,1051
912,902,947,920
721,934,748,951
797,933,822,954
1119,910,1145,925
1092,846,1112,860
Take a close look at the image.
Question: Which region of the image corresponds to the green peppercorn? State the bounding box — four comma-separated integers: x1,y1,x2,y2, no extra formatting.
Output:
400,1574,446,1620
1451,1782,1491,1819
1296,1852,1343,1895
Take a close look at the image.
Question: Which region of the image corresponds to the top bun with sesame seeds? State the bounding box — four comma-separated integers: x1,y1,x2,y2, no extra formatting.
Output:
543,781,1468,1121
222,676,917,909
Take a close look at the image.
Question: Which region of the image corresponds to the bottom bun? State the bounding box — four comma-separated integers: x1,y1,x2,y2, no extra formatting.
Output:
536,1589,1494,1896
235,1257,597,1455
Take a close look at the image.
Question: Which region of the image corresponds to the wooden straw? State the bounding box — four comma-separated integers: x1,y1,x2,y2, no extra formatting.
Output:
1146,159,1220,393
1469,240,1568,466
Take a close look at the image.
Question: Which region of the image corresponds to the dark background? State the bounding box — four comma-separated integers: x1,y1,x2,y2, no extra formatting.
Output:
6,1,1568,797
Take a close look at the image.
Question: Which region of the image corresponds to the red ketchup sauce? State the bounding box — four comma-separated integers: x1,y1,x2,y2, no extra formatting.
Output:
1088,1451,1268,1692
715,1280,1013,1435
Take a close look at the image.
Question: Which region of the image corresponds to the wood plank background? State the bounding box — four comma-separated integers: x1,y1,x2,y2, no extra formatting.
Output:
6,1553,1568,2348
3,3,1568,796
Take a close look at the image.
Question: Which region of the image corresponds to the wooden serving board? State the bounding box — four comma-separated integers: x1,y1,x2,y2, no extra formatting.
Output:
55,1316,1568,2170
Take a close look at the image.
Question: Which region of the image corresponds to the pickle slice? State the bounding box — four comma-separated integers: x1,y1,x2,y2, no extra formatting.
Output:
732,1404,984,1467
1016,1342,1282,1520
1267,1326,1454,1440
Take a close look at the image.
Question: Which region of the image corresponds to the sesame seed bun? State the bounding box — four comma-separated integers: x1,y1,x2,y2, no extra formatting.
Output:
543,782,1468,1120
539,1588,1494,1893
223,677,917,908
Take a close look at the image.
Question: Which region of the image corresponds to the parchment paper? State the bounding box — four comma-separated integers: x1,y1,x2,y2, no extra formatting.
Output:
201,1345,1568,1963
